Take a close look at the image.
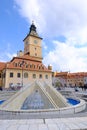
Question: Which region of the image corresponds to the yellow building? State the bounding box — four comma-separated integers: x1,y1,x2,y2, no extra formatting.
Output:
0,22,52,89
54,72,85,87
67,73,84,87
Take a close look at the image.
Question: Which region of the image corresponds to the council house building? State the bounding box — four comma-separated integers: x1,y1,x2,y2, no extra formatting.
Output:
0,22,52,89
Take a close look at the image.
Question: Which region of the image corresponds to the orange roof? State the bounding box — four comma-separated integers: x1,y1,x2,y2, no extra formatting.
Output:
0,62,6,71
6,55,51,72
67,72,84,78
84,72,87,76
55,71,87,79
56,72,68,76
11,55,43,63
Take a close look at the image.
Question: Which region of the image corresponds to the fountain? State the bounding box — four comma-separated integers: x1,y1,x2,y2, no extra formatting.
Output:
0,81,86,118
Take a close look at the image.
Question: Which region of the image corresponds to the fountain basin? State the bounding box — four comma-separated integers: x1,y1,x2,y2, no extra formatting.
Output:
67,98,80,105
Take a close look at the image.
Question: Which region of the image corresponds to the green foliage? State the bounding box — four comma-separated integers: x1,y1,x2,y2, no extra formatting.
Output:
55,81,62,88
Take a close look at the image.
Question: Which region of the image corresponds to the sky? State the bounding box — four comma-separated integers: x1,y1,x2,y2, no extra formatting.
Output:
1,0,87,72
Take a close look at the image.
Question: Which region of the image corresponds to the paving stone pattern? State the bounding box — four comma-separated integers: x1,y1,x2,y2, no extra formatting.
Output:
0,117,87,130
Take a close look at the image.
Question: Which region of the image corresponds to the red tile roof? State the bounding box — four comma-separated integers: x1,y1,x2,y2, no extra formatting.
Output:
6,55,51,72
0,62,6,71
11,55,43,62
55,72,87,79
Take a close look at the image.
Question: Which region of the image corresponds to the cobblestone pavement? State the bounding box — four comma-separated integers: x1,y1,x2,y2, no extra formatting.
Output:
0,117,87,130
0,89,87,129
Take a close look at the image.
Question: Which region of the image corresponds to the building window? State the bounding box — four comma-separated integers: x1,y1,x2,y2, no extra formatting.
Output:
15,63,17,67
39,74,42,79
10,72,13,78
30,64,32,68
33,74,36,78
64,84,67,87
24,72,28,78
69,83,72,87
45,75,48,79
26,64,29,68
35,53,37,56
17,73,21,78
34,65,35,68
3,73,6,78
42,67,44,70
20,64,22,67
0,73,1,78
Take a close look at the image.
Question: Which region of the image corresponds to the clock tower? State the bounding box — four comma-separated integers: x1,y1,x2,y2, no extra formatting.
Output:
23,22,43,62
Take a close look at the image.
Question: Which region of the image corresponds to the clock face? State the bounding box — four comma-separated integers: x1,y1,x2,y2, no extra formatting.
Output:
34,40,38,44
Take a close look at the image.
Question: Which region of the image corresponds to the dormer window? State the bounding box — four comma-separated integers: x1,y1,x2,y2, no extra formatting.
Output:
26,64,29,68
30,64,32,68
14,62,17,67
34,65,35,68
42,66,44,70
15,63,17,67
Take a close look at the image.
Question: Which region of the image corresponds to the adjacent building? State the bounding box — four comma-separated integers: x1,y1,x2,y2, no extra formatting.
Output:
53,72,87,87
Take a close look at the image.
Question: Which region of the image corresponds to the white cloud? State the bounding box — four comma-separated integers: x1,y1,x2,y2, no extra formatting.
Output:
0,52,17,62
43,40,87,72
42,41,48,50
14,0,87,39
14,0,87,72
6,53,17,59
0,43,17,62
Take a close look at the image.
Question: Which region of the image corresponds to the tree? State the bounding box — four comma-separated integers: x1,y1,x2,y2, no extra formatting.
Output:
55,81,62,88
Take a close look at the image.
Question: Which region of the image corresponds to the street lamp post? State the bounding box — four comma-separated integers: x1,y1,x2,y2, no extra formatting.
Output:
21,61,24,87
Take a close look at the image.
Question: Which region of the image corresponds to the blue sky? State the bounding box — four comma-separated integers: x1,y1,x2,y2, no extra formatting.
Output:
0,0,28,60
1,0,87,72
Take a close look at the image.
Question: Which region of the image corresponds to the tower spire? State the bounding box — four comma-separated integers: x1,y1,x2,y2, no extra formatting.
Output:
23,21,42,41
29,21,37,35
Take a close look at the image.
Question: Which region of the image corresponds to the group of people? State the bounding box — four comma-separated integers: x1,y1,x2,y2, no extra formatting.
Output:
75,84,87,91
81,84,87,91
